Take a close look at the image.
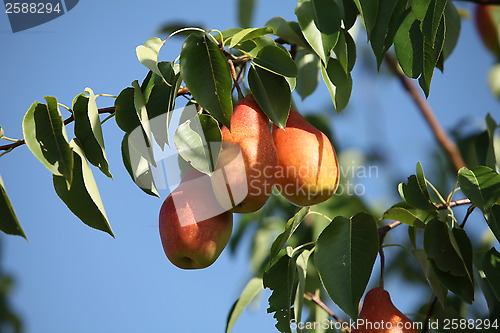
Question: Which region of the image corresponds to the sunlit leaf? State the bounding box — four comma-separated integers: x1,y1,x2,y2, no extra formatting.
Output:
225,278,263,333
458,166,500,213
253,45,298,77
321,58,352,112
136,37,165,77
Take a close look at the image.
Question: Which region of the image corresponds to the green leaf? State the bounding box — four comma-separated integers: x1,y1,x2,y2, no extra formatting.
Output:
483,248,500,301
234,36,276,58
215,28,244,45
22,97,73,185
115,87,140,134
72,88,112,178
269,207,310,265
369,0,409,68
144,62,181,148
238,0,256,28
266,17,309,48
485,205,500,243
180,33,233,128
422,0,447,47
253,45,298,77
342,0,359,30
229,27,272,48
458,166,500,212
263,254,296,333
53,140,114,237
441,1,460,61
136,37,165,78
321,58,352,112
485,114,498,169
0,176,27,239
419,16,445,96
315,212,379,319
295,0,341,63
400,164,436,210
293,249,311,327
394,10,423,79
0,126,4,138
132,80,154,160
413,249,448,307
333,29,357,73
353,0,379,36
383,201,436,227
121,134,159,197
295,52,321,100
248,65,291,129
174,114,222,175
424,219,474,303
226,278,263,333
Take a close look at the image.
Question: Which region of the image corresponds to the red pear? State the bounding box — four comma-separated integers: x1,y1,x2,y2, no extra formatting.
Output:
272,109,339,206
212,95,278,213
353,288,418,333
159,169,233,269
475,5,500,57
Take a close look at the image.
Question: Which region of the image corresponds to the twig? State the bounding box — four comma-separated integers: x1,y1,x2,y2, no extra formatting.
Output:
228,59,243,99
304,292,351,333
460,205,476,229
385,54,466,172
0,86,191,154
421,296,438,333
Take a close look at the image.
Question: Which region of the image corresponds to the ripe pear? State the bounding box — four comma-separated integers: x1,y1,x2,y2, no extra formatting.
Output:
159,169,233,269
212,95,277,213
475,5,500,57
353,287,418,333
272,109,339,206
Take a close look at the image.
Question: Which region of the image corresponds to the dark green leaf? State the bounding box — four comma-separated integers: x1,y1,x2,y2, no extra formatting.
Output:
485,114,498,169
295,52,321,100
72,88,112,178
400,164,436,210
394,10,423,79
458,166,500,212
321,58,352,112
483,248,500,301
413,249,448,307
121,134,159,197
230,27,272,48
22,97,73,185
485,205,500,243
253,45,298,77
115,87,140,134
0,176,26,239
269,207,310,265
226,278,263,333
295,0,341,63
53,140,114,237
315,213,379,319
353,0,379,36
248,65,291,128
180,33,233,128
266,17,309,48
441,1,460,61
419,16,445,96
334,29,357,73
174,114,222,175
263,254,296,333
293,249,311,326
424,219,474,303
383,201,436,227
341,0,359,30
422,0,447,47
238,0,256,28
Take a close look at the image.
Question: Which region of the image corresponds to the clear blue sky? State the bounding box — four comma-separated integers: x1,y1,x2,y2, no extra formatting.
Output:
0,1,498,332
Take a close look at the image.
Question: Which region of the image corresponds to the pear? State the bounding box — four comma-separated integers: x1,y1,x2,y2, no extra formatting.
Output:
159,169,233,269
353,287,418,333
272,109,339,206
475,5,500,57
212,95,278,213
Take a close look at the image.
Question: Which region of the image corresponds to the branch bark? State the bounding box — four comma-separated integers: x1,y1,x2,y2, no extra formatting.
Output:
385,54,466,173
304,292,351,333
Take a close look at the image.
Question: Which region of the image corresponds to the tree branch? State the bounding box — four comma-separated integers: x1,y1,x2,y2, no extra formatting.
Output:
385,54,466,173
0,86,191,153
304,292,351,333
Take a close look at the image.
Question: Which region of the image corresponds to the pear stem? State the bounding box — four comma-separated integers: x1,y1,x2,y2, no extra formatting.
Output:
227,59,244,100
304,292,351,333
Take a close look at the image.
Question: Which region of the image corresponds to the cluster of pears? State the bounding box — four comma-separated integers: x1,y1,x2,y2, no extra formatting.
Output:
159,95,339,269
353,287,418,333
